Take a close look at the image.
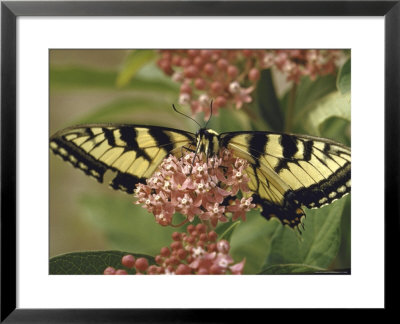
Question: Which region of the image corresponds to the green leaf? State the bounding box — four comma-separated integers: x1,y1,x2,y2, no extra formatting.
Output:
330,196,351,270
78,194,184,256
50,66,117,89
218,221,241,242
303,91,351,136
116,50,158,88
337,59,351,94
49,250,155,275
255,69,284,131
261,196,348,270
280,75,337,133
229,210,282,274
210,107,252,133
293,75,337,115
259,263,326,274
73,97,184,127
50,66,178,93
319,117,351,146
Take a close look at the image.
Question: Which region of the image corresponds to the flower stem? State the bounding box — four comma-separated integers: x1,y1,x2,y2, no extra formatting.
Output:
285,83,298,132
171,218,189,228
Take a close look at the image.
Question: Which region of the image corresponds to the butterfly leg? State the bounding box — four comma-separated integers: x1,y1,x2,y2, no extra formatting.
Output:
192,141,201,165
183,146,196,153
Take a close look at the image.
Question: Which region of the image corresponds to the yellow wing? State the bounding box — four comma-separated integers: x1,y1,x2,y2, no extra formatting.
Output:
220,131,351,228
50,124,195,194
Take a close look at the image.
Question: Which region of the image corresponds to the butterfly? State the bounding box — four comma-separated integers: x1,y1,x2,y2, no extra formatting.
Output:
50,122,351,230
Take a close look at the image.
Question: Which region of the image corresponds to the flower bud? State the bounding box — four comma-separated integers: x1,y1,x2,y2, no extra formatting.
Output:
103,266,116,275
135,258,149,272
121,255,135,269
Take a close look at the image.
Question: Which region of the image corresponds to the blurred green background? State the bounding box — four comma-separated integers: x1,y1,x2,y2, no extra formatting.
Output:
49,49,350,274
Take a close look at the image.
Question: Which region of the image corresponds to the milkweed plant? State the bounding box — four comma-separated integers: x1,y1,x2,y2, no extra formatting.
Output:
49,49,351,275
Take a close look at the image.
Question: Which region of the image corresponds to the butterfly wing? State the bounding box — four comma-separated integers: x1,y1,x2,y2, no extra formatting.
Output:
50,124,196,194
220,131,351,228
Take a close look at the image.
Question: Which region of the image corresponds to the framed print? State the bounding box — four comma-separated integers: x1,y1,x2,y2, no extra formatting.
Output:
48,48,351,275
1,0,398,321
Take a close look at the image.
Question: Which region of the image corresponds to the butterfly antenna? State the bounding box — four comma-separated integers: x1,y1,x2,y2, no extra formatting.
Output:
172,104,201,128
204,99,213,129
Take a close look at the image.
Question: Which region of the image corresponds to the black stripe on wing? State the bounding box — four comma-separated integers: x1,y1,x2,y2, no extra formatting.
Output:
219,131,351,229
50,124,196,194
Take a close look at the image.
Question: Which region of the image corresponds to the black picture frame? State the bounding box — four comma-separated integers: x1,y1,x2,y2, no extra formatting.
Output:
1,0,398,321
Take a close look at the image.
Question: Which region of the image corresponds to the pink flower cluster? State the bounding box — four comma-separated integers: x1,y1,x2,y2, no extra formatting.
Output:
134,150,256,228
263,49,342,83
157,49,263,118
157,49,343,118
104,224,246,275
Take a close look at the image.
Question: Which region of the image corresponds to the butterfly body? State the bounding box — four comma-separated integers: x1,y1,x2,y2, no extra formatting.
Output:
195,128,220,158
50,124,351,229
